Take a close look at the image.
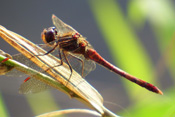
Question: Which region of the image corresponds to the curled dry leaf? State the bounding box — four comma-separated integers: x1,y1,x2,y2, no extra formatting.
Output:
0,25,119,117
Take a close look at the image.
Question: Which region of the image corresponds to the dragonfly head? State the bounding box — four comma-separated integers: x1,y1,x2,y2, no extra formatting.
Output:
41,27,57,46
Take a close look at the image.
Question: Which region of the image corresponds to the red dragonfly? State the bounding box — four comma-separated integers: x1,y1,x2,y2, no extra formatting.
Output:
2,15,162,95
38,15,162,95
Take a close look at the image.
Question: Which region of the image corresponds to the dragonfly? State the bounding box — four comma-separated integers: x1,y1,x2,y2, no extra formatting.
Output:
2,15,162,95
39,15,162,95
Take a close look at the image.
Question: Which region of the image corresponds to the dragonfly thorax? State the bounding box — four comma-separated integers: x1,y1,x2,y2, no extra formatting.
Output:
61,36,89,56
60,37,79,52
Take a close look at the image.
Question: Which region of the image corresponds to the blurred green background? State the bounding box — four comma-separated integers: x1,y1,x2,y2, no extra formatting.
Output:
0,0,175,117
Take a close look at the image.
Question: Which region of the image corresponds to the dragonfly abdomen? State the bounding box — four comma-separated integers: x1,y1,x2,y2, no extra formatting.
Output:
86,48,163,95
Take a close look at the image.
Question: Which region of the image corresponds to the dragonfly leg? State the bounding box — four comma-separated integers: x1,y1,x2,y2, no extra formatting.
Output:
62,51,73,84
35,40,60,57
42,41,59,55
58,49,63,65
42,49,64,73
68,54,84,77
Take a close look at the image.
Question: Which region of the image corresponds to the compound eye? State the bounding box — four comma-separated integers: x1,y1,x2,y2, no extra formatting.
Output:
41,27,57,45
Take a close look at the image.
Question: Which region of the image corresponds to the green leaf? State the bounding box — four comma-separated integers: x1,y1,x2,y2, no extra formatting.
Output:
0,93,9,117
89,0,158,99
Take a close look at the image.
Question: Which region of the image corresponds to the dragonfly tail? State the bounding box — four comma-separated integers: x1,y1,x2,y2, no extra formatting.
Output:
86,49,163,95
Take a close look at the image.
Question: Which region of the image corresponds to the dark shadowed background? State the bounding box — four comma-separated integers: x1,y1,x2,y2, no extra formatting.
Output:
0,0,175,117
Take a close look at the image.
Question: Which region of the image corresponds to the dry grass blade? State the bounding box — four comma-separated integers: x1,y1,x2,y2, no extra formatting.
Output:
0,25,119,117
37,108,101,117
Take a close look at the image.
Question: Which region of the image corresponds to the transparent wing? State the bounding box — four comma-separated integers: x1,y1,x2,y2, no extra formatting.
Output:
5,53,42,77
19,77,52,94
51,15,96,76
39,44,96,78
5,43,96,94
6,44,96,77
2,53,52,94
66,53,96,78
52,14,78,36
